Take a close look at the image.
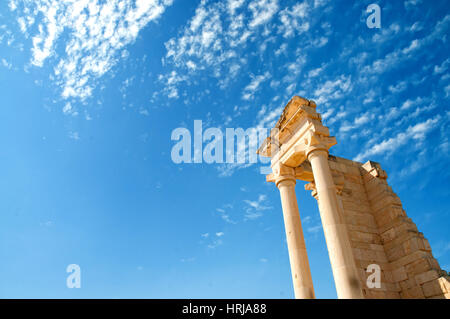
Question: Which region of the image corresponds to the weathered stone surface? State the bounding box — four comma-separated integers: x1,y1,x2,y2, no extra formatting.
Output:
438,276,450,293
421,279,444,297
400,286,425,299
259,96,448,299
415,270,440,285
392,267,408,282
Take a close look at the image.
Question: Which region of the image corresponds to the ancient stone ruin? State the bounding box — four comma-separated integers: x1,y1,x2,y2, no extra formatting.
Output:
257,96,450,299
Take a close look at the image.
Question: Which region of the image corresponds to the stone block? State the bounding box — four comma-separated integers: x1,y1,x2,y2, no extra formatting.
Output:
375,250,388,263
369,290,388,299
386,244,406,262
350,230,376,244
437,276,450,293
371,195,401,214
392,267,408,282
399,278,417,290
380,228,396,243
415,270,439,285
353,248,362,260
403,237,421,255
370,244,385,252
384,270,393,283
360,249,377,261
384,291,401,299
405,258,434,276
400,286,424,299
365,184,392,201
389,250,429,270
382,231,414,252
421,279,443,298
344,173,361,184
421,238,432,252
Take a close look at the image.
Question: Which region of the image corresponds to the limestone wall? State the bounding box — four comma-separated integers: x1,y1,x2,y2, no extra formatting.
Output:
306,155,450,299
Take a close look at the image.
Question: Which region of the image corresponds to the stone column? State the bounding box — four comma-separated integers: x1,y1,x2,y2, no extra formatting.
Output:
307,146,364,299
275,168,315,299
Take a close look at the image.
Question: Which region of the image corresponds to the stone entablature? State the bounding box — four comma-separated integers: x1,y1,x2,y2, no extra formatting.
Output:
257,96,450,299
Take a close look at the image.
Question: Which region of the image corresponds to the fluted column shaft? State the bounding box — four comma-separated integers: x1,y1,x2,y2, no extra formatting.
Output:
276,175,315,299
307,148,363,299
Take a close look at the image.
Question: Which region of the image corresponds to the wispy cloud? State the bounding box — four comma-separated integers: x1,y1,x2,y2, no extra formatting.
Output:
248,0,278,28
11,0,173,101
206,232,225,249
313,75,352,105
242,72,270,100
278,2,309,38
354,116,440,162
243,194,271,220
216,206,237,224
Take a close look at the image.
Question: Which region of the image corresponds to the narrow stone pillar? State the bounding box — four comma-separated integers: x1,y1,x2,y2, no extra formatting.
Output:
275,171,315,299
307,147,364,299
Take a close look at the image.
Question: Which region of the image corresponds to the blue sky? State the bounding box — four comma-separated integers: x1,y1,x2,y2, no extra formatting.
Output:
0,0,449,298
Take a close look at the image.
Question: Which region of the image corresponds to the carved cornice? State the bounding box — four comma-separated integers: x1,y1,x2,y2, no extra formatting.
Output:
257,97,337,169
257,96,323,159
361,160,388,179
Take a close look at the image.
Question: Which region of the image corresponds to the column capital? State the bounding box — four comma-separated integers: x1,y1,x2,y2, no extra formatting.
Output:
305,182,318,199
304,131,337,161
266,162,296,188
277,129,337,168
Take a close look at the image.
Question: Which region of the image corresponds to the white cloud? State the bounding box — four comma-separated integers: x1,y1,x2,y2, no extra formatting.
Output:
158,71,187,99
363,89,376,104
314,75,352,105
354,116,440,162
400,96,428,110
308,64,326,78
243,194,271,220
11,0,173,100
242,72,270,100
445,84,450,98
161,0,333,100
1,58,12,69
278,2,309,38
388,81,408,94
216,207,237,224
62,102,78,116
409,22,424,32
362,14,450,75
339,112,373,134
404,0,422,9
311,36,328,48
248,0,279,28
227,0,245,15
433,58,450,75
372,24,400,43
69,131,80,140
307,224,322,234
